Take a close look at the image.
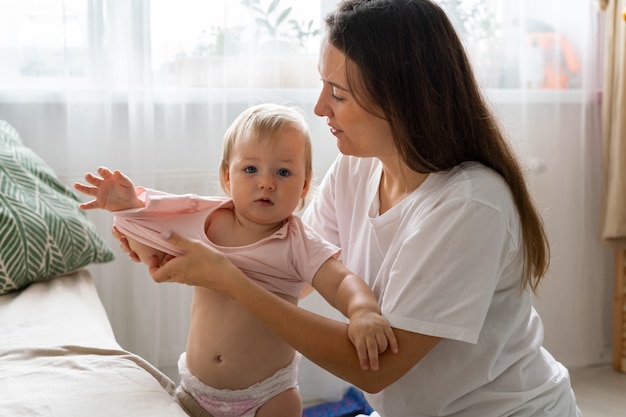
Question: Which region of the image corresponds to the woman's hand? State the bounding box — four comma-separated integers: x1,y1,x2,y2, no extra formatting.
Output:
147,230,237,291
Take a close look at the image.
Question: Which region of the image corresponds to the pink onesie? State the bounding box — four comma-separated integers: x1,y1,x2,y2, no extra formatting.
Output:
113,188,339,298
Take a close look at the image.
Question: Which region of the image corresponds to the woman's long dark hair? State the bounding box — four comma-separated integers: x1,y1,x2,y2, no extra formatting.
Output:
325,0,550,292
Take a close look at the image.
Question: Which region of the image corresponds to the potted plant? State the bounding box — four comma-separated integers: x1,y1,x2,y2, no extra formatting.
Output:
160,0,321,88
238,0,320,87
241,0,319,55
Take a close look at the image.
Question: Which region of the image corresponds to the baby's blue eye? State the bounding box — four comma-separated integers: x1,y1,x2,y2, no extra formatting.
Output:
244,166,257,174
277,169,291,177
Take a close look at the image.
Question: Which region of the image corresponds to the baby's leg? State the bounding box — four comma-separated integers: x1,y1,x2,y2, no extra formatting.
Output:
255,388,302,417
127,236,167,266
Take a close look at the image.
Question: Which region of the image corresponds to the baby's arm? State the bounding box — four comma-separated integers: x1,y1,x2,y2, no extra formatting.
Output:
74,166,144,211
75,167,168,265
126,236,168,266
311,258,398,371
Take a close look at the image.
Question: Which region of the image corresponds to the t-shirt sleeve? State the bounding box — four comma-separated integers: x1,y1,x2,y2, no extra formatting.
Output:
381,198,519,344
288,217,341,284
113,189,211,256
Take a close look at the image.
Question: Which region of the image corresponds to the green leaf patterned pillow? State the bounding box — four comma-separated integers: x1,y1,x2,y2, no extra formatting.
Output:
0,120,115,295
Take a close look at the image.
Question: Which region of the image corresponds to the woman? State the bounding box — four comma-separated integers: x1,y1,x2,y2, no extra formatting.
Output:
128,1,580,415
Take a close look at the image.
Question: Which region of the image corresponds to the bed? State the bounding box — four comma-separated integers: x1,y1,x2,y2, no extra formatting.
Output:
0,119,189,416
0,269,190,416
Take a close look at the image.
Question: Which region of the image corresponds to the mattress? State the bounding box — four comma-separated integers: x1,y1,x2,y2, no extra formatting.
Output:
0,269,189,417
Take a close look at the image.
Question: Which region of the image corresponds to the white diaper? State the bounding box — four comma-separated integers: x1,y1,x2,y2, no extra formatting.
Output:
177,352,300,417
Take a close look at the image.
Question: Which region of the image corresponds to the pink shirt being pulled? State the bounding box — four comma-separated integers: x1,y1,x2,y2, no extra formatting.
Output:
113,188,339,298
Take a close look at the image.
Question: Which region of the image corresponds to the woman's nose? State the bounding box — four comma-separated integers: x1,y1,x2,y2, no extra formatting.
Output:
314,90,330,118
313,97,325,118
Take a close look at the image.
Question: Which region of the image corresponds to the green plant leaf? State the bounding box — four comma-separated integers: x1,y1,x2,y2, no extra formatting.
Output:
268,0,280,15
276,7,292,26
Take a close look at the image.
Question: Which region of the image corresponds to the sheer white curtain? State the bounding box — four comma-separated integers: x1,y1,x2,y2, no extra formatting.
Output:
0,0,611,402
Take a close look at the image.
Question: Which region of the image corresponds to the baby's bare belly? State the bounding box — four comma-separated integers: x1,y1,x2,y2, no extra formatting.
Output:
185,287,297,390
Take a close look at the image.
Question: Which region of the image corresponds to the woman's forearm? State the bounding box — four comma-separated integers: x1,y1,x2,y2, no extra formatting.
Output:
146,231,438,392
223,262,401,393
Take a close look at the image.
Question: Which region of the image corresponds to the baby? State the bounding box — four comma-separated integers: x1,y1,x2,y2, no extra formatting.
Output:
75,103,397,417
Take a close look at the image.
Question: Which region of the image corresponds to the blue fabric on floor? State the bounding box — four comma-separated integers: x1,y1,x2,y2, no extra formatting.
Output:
302,386,374,417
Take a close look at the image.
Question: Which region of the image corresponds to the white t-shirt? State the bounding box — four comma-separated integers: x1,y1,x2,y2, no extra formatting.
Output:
303,156,579,417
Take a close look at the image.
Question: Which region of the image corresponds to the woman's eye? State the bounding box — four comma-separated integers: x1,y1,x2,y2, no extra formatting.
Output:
244,166,257,174
277,169,291,177
331,88,345,102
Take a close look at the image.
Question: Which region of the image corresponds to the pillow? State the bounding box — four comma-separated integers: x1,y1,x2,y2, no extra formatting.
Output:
0,120,114,295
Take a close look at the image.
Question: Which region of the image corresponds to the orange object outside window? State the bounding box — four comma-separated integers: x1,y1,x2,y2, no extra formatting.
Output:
526,32,580,89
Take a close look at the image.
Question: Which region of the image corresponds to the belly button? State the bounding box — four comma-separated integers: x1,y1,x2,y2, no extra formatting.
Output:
215,354,223,363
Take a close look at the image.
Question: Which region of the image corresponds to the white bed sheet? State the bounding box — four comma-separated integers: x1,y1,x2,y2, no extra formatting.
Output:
0,269,189,417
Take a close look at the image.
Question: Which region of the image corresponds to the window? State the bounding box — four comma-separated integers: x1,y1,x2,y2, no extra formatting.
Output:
0,0,323,90
150,0,323,88
0,0,591,92
436,0,587,90
0,0,91,88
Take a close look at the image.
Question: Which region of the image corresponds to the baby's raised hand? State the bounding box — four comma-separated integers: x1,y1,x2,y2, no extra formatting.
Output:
74,166,143,212
348,310,398,371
